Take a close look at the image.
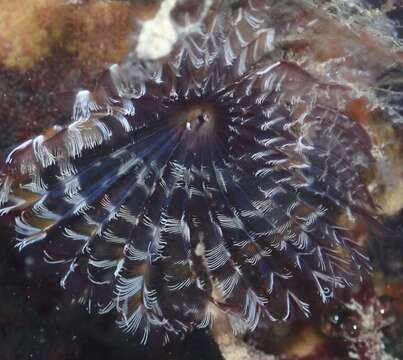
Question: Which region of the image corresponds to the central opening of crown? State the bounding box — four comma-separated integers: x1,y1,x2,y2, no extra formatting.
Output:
184,104,215,134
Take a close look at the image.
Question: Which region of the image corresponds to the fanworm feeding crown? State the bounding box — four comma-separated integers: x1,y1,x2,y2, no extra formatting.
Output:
0,0,378,344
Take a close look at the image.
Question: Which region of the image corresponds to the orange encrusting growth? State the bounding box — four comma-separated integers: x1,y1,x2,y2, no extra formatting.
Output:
0,0,152,72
